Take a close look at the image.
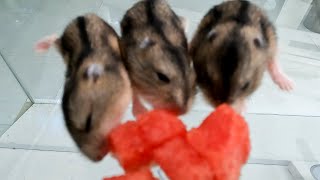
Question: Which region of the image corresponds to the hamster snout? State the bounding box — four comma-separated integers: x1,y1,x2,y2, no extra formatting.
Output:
121,0,196,117
64,59,131,161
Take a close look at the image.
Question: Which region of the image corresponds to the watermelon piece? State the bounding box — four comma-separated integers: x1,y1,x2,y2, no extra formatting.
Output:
187,104,250,180
153,136,214,180
103,168,157,180
107,110,186,172
138,110,187,147
108,121,152,172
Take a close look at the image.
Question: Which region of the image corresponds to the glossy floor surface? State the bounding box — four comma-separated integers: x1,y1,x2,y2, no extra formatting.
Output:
0,0,320,179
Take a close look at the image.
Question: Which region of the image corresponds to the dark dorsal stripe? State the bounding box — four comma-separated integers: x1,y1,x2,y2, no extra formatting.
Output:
200,6,222,37
65,64,72,78
75,16,92,70
62,78,76,127
218,29,243,101
170,10,188,49
121,14,134,36
100,20,122,61
234,0,251,25
146,0,187,75
260,17,269,44
60,35,74,61
146,0,169,44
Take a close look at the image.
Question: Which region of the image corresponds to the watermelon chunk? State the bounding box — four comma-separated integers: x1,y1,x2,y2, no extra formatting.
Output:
108,110,186,172
108,121,152,172
153,136,214,180
103,168,157,180
138,110,187,147
187,104,250,180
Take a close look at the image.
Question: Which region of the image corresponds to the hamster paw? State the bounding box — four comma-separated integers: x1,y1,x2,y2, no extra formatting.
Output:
271,71,294,91
268,60,294,91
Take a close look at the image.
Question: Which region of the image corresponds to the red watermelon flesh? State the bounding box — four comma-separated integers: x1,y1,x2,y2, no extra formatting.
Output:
103,168,158,180
108,121,152,172
187,104,250,180
153,136,214,180
138,110,187,148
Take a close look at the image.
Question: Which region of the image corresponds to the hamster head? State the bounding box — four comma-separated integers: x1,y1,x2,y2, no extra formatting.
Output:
128,37,196,114
62,54,131,161
191,1,276,106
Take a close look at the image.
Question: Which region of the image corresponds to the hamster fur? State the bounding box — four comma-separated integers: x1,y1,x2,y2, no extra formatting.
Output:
120,0,196,117
190,0,294,109
35,13,132,161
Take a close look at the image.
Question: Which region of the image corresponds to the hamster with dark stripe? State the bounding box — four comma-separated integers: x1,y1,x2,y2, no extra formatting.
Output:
35,14,132,161
120,0,196,117
190,0,294,111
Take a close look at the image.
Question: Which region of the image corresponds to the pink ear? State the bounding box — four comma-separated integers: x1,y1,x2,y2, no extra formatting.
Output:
34,34,58,53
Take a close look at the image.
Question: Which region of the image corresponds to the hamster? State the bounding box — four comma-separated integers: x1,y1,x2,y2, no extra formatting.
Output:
35,13,132,161
120,0,196,117
189,0,294,110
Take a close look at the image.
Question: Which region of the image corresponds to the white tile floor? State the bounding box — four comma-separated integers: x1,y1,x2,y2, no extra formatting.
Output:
0,125,10,136
4,55,65,101
0,0,320,179
0,104,298,180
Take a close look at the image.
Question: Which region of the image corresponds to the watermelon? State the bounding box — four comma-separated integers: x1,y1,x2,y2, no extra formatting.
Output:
153,136,214,180
187,104,250,180
108,121,152,172
103,168,157,180
138,110,187,147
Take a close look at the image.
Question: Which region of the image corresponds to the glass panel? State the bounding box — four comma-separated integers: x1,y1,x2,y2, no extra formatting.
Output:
0,54,30,137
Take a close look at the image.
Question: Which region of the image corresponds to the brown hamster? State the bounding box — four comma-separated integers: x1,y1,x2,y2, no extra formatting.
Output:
35,14,132,161
120,0,196,117
190,0,294,109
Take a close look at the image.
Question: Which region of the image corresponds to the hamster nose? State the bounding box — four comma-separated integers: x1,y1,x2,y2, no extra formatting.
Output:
96,140,109,161
178,107,188,115
170,105,187,115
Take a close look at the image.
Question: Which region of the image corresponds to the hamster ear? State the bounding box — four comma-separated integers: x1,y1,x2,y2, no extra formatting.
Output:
206,29,217,41
34,34,58,53
139,37,155,49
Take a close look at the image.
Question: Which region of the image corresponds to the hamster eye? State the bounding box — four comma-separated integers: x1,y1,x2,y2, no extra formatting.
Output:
156,72,170,83
253,37,263,48
241,82,250,91
85,114,92,133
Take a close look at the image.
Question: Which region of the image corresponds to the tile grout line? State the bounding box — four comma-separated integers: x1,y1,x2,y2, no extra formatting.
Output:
308,34,320,49
0,143,78,153
246,113,320,118
0,143,295,166
0,52,35,103
189,109,320,118
280,50,320,63
5,103,63,179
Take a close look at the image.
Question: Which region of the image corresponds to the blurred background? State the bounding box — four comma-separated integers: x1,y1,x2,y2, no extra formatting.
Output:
0,0,319,179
